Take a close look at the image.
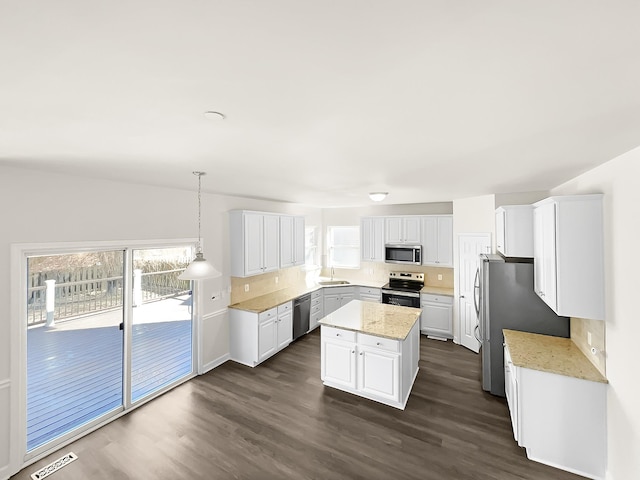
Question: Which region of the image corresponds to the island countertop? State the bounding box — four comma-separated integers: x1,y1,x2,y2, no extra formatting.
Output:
319,300,421,341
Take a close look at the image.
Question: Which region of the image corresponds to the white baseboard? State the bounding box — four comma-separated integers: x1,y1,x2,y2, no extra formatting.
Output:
200,353,230,374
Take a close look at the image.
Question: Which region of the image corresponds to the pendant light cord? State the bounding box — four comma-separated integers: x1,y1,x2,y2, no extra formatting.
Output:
195,171,204,254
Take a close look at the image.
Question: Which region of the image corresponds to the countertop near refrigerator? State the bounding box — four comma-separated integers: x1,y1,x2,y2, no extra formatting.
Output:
503,329,607,383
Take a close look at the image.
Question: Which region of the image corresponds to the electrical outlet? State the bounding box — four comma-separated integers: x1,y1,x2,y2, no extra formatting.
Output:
437,274,443,281
275,276,279,284
587,331,592,346
244,284,249,292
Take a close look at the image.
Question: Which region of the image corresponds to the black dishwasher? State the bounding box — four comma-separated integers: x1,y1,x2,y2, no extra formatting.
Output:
293,294,311,340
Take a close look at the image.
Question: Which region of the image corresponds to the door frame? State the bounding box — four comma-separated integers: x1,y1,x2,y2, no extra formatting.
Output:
9,238,199,475
456,233,491,352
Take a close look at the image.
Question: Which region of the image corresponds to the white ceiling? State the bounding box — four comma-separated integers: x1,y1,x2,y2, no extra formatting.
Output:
2,1,640,207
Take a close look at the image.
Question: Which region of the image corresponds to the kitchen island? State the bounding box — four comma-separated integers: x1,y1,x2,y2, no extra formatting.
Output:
319,300,421,409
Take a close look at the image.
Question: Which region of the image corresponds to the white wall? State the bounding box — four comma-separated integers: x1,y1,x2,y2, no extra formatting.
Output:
0,165,321,478
550,148,640,480
451,195,496,342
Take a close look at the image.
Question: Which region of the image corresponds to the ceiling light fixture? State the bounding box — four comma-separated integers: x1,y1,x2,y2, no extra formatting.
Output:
203,111,226,121
178,171,222,280
369,192,388,202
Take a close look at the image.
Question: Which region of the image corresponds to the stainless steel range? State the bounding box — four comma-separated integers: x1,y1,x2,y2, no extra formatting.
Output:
381,272,424,308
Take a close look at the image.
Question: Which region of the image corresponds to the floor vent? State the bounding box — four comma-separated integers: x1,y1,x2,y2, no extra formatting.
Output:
30,452,78,480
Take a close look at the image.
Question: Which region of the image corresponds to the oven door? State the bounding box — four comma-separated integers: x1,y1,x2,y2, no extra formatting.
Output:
381,290,420,308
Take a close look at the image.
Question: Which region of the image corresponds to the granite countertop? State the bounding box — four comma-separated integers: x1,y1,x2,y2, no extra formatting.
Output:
420,286,454,296
228,280,453,313
503,329,607,384
319,300,421,340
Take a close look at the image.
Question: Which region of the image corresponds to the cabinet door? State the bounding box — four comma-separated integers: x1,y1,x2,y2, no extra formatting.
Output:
403,217,422,244
385,217,403,244
533,203,557,310
258,317,277,362
244,213,265,276
420,302,453,337
361,217,385,262
294,216,305,266
262,214,280,273
340,293,355,308
421,216,438,264
322,340,357,388
358,346,400,402
496,209,506,255
324,294,342,316
279,215,294,268
436,216,453,266
361,217,374,261
277,311,293,349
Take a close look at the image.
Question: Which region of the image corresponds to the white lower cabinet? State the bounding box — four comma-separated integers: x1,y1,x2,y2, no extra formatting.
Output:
504,344,607,479
230,301,293,367
357,286,381,303
323,286,355,315
420,293,453,339
309,289,324,331
320,322,419,409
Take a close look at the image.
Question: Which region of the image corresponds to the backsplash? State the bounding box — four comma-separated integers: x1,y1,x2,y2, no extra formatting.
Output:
571,317,606,377
230,263,454,305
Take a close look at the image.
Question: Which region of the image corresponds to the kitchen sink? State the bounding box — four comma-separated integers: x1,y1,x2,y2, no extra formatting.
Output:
318,280,351,286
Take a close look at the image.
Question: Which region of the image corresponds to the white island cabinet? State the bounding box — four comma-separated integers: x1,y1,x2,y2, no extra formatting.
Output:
320,300,421,410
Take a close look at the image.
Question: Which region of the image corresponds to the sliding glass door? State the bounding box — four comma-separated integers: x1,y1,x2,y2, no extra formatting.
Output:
24,243,194,455
26,251,125,452
131,247,193,403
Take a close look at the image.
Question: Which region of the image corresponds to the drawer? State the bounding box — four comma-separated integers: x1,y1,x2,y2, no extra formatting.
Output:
420,293,453,305
259,307,278,322
278,301,292,314
359,287,380,296
321,325,356,343
311,289,322,299
311,297,322,308
311,304,323,315
358,332,400,353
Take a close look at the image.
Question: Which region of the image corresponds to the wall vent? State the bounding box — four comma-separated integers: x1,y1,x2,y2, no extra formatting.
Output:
30,452,78,480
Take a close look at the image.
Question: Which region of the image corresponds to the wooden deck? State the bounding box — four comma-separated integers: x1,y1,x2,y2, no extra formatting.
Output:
27,296,192,452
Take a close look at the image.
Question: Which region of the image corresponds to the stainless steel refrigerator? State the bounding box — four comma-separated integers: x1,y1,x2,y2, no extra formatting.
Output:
475,254,569,397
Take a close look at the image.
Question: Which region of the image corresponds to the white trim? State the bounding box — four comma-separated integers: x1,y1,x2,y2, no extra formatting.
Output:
198,308,228,374
8,238,199,478
201,354,230,374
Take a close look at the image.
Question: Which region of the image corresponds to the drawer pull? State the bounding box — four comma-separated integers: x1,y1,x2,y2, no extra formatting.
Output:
376,342,382,346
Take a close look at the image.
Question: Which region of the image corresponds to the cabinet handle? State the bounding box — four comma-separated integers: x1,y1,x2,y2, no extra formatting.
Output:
376,342,381,346
359,352,363,356
460,295,465,299
351,350,355,354
336,333,340,337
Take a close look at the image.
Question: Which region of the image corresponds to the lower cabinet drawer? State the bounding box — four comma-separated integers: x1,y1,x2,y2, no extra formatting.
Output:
321,325,356,343
357,332,400,352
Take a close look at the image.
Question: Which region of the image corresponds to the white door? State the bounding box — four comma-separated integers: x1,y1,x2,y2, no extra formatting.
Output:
321,339,357,388
358,347,400,402
458,233,491,352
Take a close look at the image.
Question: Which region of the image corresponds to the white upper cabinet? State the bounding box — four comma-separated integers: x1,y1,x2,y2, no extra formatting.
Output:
280,215,305,268
230,211,281,277
385,217,421,244
496,205,534,258
361,217,385,262
421,215,453,267
532,195,604,320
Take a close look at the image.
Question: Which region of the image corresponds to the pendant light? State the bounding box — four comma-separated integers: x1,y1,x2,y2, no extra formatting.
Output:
178,171,222,280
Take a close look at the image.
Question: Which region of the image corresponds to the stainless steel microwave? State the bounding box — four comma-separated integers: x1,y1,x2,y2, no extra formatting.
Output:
384,244,422,265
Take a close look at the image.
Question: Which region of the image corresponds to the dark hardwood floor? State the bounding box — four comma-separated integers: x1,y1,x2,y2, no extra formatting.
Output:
13,331,582,480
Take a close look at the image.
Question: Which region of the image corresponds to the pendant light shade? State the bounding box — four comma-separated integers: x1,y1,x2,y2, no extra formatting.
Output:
178,171,222,280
